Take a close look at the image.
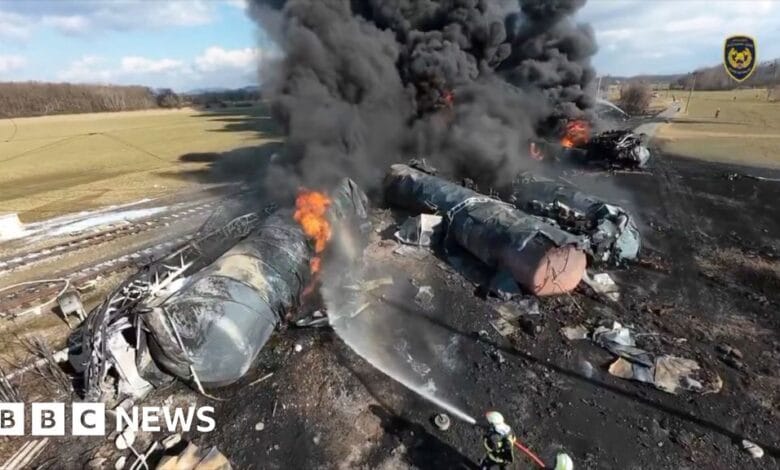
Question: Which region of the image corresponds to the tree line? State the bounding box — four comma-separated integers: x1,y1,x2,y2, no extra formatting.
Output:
673,60,780,91
183,87,261,108
599,59,780,93
0,82,188,118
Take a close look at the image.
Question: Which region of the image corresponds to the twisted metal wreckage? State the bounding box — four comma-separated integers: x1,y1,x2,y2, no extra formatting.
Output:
509,173,641,264
70,179,369,399
532,129,651,170
71,163,643,399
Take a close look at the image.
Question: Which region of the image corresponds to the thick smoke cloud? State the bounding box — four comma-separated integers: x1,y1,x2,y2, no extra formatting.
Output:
249,0,597,194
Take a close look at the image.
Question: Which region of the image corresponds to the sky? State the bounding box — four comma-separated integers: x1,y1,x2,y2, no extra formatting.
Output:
0,0,779,91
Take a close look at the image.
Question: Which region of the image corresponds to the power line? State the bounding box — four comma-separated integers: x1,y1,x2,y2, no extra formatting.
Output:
0,114,17,143
0,134,87,164
96,132,168,162
0,130,171,164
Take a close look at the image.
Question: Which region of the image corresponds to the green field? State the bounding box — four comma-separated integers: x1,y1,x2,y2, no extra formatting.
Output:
656,88,780,168
0,106,278,221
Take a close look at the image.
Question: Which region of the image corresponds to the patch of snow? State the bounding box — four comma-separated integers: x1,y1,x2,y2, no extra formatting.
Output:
0,199,166,243
47,207,167,237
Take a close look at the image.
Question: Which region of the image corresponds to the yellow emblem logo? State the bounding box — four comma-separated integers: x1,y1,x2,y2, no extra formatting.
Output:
724,35,757,82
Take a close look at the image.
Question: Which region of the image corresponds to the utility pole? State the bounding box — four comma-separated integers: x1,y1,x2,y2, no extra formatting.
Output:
595,75,603,100
767,60,778,101
685,73,696,114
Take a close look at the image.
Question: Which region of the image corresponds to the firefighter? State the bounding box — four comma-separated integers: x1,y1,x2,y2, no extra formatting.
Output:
481,411,516,469
481,411,575,470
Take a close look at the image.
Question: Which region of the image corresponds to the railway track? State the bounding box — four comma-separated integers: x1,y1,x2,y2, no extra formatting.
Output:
0,200,216,273
0,197,261,318
0,233,198,317
0,209,262,317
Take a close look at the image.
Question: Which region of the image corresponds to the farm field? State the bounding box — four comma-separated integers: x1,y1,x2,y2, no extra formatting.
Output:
0,105,278,221
656,88,780,168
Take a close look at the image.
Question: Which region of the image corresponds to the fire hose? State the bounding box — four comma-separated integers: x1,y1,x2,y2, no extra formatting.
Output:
512,438,547,468
511,438,573,470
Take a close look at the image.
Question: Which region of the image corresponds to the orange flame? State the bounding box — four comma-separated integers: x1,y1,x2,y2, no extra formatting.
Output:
294,189,332,274
560,119,591,148
443,90,454,108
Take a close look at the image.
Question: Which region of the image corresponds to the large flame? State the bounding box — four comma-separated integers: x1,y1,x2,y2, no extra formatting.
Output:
560,119,591,148
294,189,332,274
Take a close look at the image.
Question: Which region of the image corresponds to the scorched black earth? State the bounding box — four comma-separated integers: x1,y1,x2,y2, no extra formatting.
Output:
192,148,780,469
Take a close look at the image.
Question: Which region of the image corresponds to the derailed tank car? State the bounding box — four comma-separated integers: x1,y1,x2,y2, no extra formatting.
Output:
70,179,369,398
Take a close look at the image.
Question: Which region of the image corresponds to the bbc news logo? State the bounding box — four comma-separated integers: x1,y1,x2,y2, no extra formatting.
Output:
0,403,215,436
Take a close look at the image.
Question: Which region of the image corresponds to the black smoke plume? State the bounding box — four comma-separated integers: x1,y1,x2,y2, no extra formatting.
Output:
249,0,597,194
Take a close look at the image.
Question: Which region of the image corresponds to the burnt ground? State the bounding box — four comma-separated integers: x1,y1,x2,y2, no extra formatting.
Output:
5,147,780,469
172,150,779,469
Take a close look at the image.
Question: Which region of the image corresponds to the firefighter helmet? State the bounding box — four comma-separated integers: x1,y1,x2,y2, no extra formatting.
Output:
554,452,574,470
485,411,511,436
485,411,505,426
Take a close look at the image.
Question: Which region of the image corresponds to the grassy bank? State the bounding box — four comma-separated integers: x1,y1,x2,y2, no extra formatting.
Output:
656,88,780,168
0,106,278,221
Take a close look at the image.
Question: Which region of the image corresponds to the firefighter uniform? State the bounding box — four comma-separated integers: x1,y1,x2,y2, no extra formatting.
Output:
481,411,515,470
481,428,516,469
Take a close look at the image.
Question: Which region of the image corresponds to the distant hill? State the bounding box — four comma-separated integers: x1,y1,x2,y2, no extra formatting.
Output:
184,87,231,95
600,74,683,86
673,59,779,90
183,85,262,107
610,58,780,90
185,85,259,95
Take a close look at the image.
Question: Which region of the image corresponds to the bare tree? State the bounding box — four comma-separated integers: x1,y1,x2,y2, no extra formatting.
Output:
156,88,182,108
618,82,653,115
0,82,157,118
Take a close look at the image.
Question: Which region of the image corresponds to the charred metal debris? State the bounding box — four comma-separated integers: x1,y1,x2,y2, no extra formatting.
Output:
510,173,640,264
533,129,651,170
70,163,643,402
70,179,369,400
582,129,651,169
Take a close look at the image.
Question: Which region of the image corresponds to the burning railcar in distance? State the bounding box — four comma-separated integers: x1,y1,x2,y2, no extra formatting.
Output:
528,118,651,170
